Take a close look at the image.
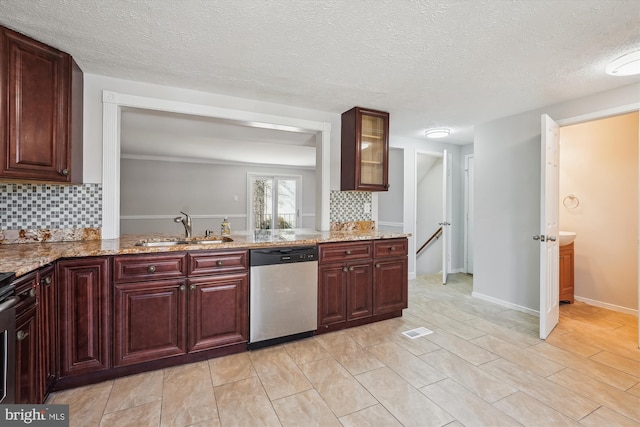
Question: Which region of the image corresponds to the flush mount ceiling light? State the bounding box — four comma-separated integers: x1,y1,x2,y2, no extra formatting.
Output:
425,128,450,139
606,50,640,76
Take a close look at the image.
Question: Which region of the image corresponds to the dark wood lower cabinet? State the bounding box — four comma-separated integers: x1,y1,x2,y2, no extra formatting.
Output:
317,239,408,334
347,262,373,320
114,279,187,367
318,263,348,327
373,257,408,314
112,251,249,367
37,265,56,402
188,274,248,352
15,304,38,404
57,257,111,378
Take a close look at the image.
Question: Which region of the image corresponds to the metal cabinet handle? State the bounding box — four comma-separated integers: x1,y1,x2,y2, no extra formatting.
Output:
147,265,156,273
343,267,348,272
349,266,354,271
189,284,196,291
345,250,352,255
17,330,28,341
41,276,52,286
389,246,396,251
376,263,381,268
60,169,69,176
29,288,36,298
216,260,223,266
179,285,186,291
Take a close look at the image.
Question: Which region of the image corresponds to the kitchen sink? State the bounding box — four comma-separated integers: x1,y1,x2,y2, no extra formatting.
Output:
135,236,233,247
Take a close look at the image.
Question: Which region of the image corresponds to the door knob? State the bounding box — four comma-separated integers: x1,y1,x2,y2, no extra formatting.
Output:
533,235,546,241
547,236,557,242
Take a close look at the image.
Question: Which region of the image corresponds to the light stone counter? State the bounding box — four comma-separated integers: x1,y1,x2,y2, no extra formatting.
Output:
0,229,409,277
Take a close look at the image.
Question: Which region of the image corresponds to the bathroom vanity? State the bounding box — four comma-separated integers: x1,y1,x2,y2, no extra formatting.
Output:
559,242,575,303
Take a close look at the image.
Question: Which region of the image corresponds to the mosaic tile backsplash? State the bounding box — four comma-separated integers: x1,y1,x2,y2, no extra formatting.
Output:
330,190,372,222
0,183,102,229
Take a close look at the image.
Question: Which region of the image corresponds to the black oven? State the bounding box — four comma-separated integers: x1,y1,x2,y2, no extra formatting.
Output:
0,272,17,405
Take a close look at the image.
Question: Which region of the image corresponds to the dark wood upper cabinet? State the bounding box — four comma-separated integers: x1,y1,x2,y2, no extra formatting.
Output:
341,107,389,191
0,25,83,182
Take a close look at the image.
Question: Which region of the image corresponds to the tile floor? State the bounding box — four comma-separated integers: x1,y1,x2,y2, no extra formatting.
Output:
47,273,640,427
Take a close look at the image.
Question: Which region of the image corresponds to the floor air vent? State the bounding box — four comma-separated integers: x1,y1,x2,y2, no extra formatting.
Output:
401,327,434,339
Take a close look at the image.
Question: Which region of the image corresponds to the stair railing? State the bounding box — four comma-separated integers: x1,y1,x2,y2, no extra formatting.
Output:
416,226,443,255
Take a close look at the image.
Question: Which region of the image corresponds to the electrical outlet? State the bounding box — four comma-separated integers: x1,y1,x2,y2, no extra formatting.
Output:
364,202,371,214
233,195,239,201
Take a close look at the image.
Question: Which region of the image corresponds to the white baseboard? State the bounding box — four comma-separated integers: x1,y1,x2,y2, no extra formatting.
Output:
472,291,540,317
574,296,638,316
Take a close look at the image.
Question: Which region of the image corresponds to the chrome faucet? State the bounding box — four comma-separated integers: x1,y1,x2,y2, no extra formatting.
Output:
174,211,192,238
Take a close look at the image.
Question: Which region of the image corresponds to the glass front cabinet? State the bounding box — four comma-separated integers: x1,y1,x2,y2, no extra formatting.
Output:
341,107,389,191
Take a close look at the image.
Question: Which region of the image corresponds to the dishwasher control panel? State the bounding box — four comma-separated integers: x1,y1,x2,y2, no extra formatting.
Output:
250,246,318,266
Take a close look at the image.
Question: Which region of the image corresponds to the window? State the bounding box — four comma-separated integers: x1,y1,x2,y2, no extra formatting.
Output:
249,174,301,230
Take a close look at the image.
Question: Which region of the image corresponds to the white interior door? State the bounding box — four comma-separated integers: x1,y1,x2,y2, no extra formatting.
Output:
442,149,450,285
539,114,560,339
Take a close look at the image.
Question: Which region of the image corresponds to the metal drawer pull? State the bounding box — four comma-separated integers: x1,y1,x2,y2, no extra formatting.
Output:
343,267,348,272
41,276,52,286
189,284,196,291
147,265,156,273
179,285,186,291
349,266,354,271
60,169,69,176
29,289,36,298
389,246,396,251
216,260,223,266
17,330,28,341
376,263,381,268
345,250,352,255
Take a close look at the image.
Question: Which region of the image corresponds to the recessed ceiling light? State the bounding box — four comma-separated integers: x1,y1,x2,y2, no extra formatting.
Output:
606,50,640,76
425,128,450,139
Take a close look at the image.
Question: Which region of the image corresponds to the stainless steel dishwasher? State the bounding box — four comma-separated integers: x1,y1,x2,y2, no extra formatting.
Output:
249,246,318,349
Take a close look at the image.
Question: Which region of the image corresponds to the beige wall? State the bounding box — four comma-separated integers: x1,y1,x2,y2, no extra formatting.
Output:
559,111,639,312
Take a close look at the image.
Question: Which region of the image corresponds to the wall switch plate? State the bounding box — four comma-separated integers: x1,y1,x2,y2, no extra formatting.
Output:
233,195,239,201
364,202,371,213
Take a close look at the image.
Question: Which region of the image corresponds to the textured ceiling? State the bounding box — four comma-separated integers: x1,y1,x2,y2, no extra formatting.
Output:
1,0,639,148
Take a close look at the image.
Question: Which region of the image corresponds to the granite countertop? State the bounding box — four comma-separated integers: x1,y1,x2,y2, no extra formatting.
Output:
0,229,409,277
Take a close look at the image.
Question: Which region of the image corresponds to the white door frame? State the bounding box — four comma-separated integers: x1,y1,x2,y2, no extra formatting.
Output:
101,90,331,239
555,102,640,348
414,148,451,279
464,154,474,274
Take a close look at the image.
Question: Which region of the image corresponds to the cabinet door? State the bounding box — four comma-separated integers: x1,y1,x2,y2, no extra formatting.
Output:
373,257,408,315
341,107,389,191
318,263,347,327
114,279,187,366
57,258,110,377
15,305,38,404
559,243,574,303
347,261,373,321
0,27,72,181
37,266,56,400
187,274,248,353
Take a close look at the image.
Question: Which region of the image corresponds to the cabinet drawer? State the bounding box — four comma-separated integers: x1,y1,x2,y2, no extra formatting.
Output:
319,241,372,263
114,253,187,283
188,250,248,276
373,238,408,258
